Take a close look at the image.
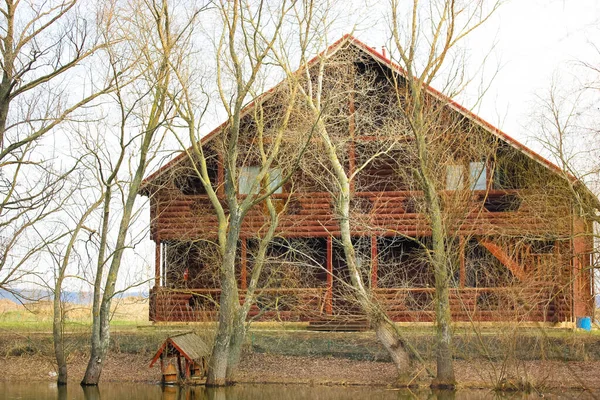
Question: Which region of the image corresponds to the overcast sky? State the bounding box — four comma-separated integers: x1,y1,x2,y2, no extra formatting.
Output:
350,0,600,157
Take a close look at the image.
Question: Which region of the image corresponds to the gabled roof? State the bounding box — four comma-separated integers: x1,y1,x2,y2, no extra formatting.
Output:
140,34,580,193
149,332,210,367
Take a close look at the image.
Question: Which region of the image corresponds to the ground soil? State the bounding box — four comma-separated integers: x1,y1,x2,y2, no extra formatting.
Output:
1,351,600,391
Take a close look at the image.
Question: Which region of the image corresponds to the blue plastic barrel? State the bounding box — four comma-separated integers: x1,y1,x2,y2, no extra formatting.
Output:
576,316,592,331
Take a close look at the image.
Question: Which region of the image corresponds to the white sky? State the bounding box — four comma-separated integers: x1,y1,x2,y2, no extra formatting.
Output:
351,0,600,157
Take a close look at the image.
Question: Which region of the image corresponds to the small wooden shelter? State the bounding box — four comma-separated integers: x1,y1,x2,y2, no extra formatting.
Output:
150,332,210,383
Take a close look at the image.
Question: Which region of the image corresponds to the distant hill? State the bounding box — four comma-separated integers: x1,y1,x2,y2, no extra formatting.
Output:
0,289,148,304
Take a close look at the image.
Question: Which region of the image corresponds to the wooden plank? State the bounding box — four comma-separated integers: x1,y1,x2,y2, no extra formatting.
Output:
478,239,526,281
326,236,333,315
241,239,247,290
155,239,161,287
371,236,377,288
459,236,465,288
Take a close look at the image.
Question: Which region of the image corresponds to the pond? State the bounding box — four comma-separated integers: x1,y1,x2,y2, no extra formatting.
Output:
0,382,596,400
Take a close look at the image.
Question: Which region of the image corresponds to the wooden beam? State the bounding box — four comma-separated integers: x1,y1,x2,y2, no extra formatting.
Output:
572,217,590,318
162,242,167,287
459,236,465,288
326,236,333,315
241,239,248,290
478,238,526,281
371,236,378,288
217,151,224,197
155,239,161,288
349,91,356,193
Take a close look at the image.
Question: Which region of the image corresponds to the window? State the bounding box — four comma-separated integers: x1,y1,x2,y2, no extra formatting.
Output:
446,162,487,191
239,166,260,194
267,168,283,194
239,166,283,195
469,162,487,190
446,165,465,190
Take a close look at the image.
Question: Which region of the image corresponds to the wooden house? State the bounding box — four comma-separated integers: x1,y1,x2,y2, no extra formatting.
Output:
139,35,596,325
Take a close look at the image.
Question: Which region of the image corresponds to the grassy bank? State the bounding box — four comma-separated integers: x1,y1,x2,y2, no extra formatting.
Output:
1,298,600,389
1,322,599,363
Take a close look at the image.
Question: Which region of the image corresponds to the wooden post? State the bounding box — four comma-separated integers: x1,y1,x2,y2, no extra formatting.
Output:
241,239,248,290
217,151,224,197
177,355,182,380
326,236,333,315
459,236,465,288
348,92,356,192
572,217,589,319
162,242,167,287
371,236,378,288
155,239,161,287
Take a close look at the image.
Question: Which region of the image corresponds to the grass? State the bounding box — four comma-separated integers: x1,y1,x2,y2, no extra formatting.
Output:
1,298,599,364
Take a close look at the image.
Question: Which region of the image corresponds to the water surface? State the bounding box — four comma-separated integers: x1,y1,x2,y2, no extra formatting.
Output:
0,382,596,399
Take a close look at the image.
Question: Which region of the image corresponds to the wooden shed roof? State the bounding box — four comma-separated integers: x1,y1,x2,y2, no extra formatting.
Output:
149,332,210,367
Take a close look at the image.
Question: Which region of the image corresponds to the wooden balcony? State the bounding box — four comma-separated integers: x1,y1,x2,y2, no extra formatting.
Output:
149,287,326,322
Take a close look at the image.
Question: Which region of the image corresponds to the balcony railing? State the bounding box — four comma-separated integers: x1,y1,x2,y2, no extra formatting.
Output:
150,284,563,323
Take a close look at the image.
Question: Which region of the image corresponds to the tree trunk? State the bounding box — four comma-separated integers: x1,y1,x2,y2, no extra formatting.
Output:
81,332,108,385
81,301,112,385
81,352,103,386
428,191,456,389
225,313,246,383
53,288,68,385
373,317,413,385
206,220,241,386
330,156,414,382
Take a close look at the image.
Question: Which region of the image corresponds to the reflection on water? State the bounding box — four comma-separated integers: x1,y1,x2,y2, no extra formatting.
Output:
0,382,597,400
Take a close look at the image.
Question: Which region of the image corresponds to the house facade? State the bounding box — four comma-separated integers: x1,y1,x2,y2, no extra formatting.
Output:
140,36,596,325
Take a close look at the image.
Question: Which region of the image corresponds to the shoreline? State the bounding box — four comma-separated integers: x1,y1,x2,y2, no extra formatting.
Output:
1,352,600,391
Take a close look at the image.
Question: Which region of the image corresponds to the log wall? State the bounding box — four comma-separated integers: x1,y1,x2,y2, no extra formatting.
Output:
150,189,573,241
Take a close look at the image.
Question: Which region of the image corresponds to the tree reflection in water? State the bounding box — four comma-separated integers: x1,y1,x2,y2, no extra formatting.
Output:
0,382,595,399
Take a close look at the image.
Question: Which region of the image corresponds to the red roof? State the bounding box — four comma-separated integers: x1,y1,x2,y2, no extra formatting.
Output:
140,34,577,192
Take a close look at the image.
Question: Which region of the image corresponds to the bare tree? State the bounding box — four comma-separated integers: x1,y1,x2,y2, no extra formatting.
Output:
387,0,501,387
79,0,205,385
47,175,103,385
158,0,324,385
267,0,502,387
0,0,111,297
